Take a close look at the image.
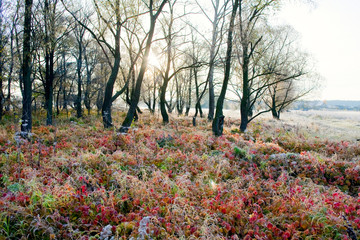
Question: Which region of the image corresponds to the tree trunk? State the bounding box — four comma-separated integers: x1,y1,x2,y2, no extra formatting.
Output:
208,70,215,120
62,80,67,112
175,75,183,115
185,71,191,116
45,51,55,125
102,51,120,128
240,51,250,132
0,60,3,121
271,104,280,119
271,110,280,120
56,51,66,115
151,81,156,113
75,40,83,118
207,0,220,121
56,82,61,115
159,78,170,123
84,49,92,115
212,0,238,136
43,0,55,125
21,0,33,134
159,11,173,124
0,68,3,121
0,0,4,120
192,101,203,127
192,67,201,125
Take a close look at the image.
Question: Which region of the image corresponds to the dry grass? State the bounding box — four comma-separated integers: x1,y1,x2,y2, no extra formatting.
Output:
187,109,360,142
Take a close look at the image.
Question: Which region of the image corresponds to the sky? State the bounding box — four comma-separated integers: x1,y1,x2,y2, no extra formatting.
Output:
274,0,360,100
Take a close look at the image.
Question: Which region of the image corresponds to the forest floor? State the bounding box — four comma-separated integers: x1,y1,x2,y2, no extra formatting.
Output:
0,110,359,239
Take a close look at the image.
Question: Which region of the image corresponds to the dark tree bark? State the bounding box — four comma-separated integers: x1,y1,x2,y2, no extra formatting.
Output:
206,0,222,121
143,73,157,114
159,2,174,124
266,75,309,120
44,49,55,125
269,87,280,119
192,66,206,126
74,32,84,118
62,54,68,113
43,0,54,125
63,0,126,127
96,63,106,115
0,0,4,120
237,0,277,132
84,72,91,115
70,19,86,118
83,43,96,115
21,0,33,134
42,0,68,125
190,30,207,126
195,0,227,121
56,49,66,115
75,45,82,118
175,73,184,115
120,0,167,132
159,61,171,123
185,72,191,116
239,49,250,132
212,0,238,136
102,50,120,127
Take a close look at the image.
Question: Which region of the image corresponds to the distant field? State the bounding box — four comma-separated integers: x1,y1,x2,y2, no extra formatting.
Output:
125,108,360,141
188,109,360,142
271,110,360,142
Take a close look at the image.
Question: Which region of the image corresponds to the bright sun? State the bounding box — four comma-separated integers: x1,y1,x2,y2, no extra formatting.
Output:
148,51,161,69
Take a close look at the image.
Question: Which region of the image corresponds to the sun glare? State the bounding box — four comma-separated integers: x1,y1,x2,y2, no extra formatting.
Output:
148,51,161,68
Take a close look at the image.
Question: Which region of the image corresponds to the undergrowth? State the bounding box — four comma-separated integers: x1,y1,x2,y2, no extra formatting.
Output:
0,112,359,239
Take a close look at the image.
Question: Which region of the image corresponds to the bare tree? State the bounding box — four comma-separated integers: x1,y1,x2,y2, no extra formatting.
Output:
237,0,278,132
230,22,313,128
63,0,135,127
195,0,228,121
83,40,99,115
4,1,22,112
120,0,168,132
0,0,5,120
158,0,194,123
55,42,69,115
188,31,207,126
72,19,86,118
158,1,176,124
212,0,239,136
116,13,146,121
261,27,317,119
184,64,192,116
33,0,71,125
142,68,160,114
21,0,33,134
174,65,189,115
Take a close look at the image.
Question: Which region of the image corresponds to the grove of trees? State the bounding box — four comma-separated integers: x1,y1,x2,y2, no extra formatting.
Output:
0,0,318,135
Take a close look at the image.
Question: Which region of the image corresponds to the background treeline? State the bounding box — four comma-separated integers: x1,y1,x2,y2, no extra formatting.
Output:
0,0,319,136
292,100,360,111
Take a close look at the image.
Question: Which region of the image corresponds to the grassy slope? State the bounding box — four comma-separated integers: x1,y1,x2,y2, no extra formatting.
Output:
0,112,359,239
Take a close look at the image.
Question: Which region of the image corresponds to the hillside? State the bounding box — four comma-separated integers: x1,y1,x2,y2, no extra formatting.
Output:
0,112,359,239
